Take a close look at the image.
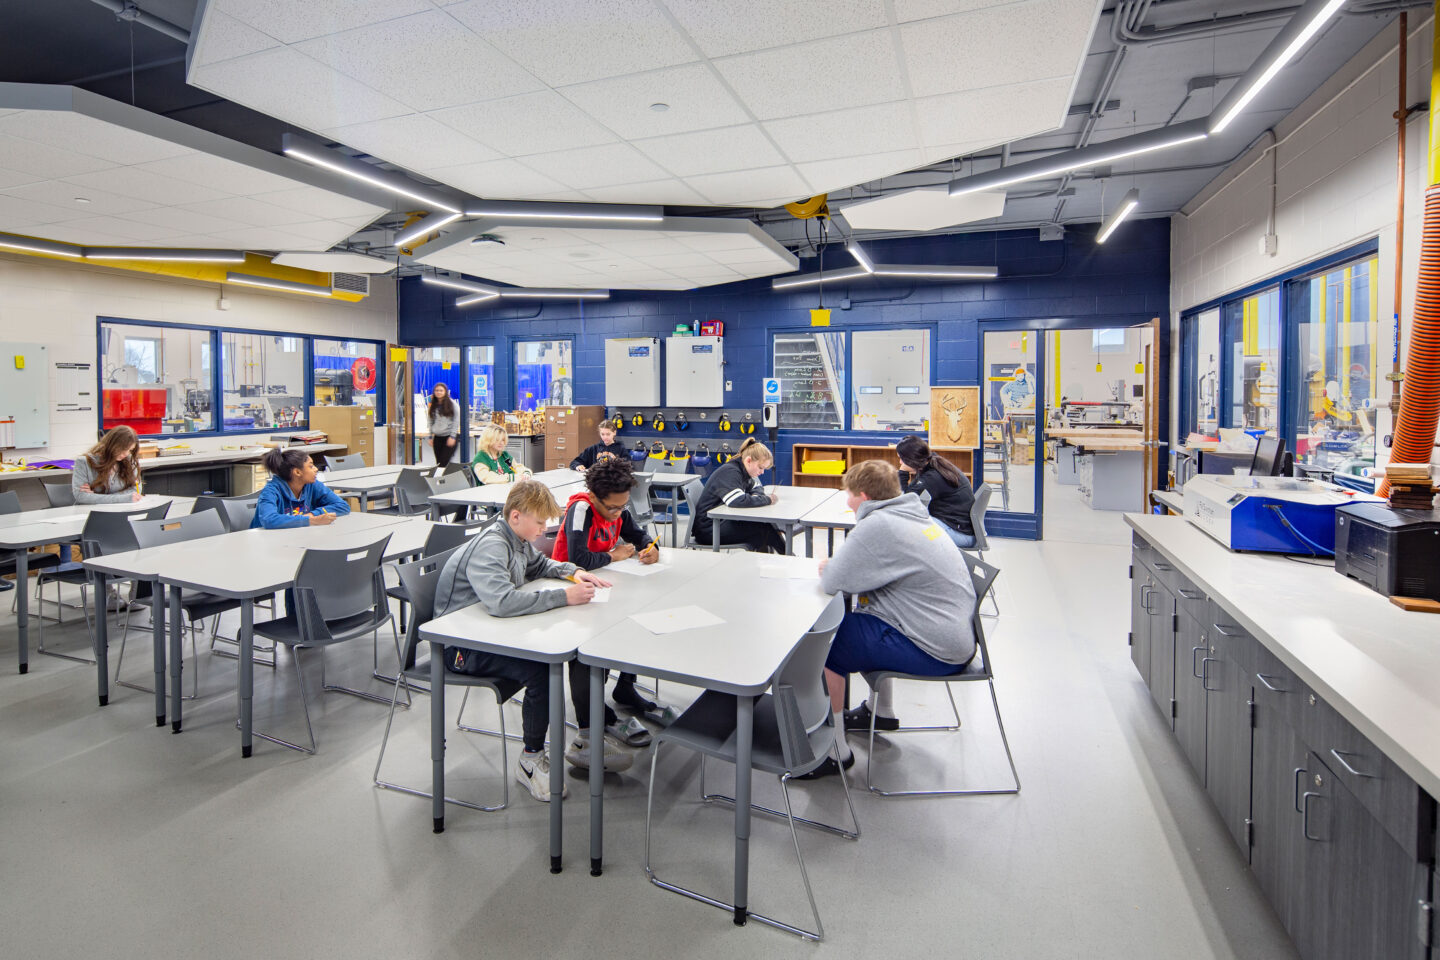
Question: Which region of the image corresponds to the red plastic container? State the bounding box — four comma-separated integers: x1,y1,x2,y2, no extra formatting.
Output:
103,387,167,434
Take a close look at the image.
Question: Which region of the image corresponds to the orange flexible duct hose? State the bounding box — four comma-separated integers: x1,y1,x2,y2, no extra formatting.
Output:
1379,184,1440,496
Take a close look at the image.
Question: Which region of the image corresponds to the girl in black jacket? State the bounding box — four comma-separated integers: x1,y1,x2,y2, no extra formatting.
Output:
691,437,785,553
896,435,976,548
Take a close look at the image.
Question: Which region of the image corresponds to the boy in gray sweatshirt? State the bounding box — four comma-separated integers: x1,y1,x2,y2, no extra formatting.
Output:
434,480,609,802
811,460,976,778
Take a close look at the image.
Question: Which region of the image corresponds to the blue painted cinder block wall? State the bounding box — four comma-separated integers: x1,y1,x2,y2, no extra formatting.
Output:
398,218,1171,533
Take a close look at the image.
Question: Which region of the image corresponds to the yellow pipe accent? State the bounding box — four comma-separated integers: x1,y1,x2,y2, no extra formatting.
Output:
1431,3,1440,186
1052,330,1061,405
1341,265,1353,400
1369,257,1380,393
1317,276,1328,379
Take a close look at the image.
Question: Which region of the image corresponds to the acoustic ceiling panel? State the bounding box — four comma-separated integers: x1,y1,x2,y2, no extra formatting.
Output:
188,0,1102,207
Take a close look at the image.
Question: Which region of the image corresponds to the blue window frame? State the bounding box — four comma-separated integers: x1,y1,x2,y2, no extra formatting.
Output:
767,324,937,433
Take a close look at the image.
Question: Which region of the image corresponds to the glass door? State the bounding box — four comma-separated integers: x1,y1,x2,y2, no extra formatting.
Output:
412,346,461,465
463,344,496,462
981,328,1040,530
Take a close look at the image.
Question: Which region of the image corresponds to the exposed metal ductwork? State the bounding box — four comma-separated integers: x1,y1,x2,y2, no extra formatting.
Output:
86,0,191,45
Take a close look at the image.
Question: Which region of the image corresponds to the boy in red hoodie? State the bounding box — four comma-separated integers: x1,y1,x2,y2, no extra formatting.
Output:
553,458,662,768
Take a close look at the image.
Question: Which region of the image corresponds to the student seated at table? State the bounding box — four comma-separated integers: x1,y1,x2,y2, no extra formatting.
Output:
896,435,977,549
812,460,976,777
252,448,351,529
472,424,533,484
72,426,144,504
435,480,609,802
690,437,784,553
569,420,627,472
552,457,660,767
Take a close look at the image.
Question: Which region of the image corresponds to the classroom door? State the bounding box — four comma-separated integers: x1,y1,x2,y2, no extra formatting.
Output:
412,347,461,465
981,328,1042,533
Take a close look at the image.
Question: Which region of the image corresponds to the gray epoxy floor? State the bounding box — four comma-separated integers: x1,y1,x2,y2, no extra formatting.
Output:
0,512,1298,960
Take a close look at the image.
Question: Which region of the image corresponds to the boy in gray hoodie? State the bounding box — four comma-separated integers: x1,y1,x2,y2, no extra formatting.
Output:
811,460,976,778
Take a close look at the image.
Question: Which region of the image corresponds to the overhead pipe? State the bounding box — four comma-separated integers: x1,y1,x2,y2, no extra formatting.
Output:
1110,0,1426,48
86,0,191,44
1392,12,1410,422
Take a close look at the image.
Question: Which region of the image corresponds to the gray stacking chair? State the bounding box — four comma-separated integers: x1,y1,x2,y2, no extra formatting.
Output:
626,473,656,538
968,483,999,616
860,553,1019,798
193,492,260,532
327,453,368,471
1,490,62,614
680,478,746,552
117,510,237,699
391,467,436,517
373,544,514,814
250,536,400,754
644,593,857,942
35,501,170,663
425,469,483,526
43,483,75,507
385,521,472,665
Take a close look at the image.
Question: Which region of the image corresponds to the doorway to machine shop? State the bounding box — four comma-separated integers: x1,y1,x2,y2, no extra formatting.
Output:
979,317,1163,543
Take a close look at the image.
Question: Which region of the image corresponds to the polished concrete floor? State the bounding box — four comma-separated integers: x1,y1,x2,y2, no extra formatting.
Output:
0,510,1298,959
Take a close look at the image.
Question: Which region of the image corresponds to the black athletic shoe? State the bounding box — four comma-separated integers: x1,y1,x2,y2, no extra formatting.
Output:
794,753,856,780
0,579,13,592
844,702,899,732
612,683,657,714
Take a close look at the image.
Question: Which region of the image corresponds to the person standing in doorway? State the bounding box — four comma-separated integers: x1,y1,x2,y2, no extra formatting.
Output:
428,383,459,468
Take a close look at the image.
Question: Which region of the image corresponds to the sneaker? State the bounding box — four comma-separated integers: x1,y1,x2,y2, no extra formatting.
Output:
612,683,658,713
565,733,635,773
606,715,652,748
516,751,569,802
794,752,857,781
0,579,13,592
844,702,899,732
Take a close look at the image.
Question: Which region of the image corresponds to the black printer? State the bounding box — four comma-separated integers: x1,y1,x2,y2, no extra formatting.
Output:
1334,502,1440,600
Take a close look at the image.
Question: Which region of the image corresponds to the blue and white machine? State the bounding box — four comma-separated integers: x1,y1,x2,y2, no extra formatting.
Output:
1182,475,1382,555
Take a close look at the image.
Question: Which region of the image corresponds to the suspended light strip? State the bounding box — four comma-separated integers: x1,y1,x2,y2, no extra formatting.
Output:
1096,188,1141,244
1209,0,1347,134
497,288,609,300
465,200,663,223
226,272,333,297
86,248,245,262
772,266,870,290
395,212,462,248
847,242,876,274
874,265,998,279
0,233,83,257
947,119,1209,198
422,274,498,295
282,136,461,214
456,292,500,307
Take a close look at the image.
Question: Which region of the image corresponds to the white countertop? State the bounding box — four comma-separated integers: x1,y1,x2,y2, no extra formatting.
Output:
1125,513,1440,801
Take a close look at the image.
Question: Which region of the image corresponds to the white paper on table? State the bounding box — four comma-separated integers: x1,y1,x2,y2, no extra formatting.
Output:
630,605,724,635
590,587,611,604
757,560,820,580
607,556,666,577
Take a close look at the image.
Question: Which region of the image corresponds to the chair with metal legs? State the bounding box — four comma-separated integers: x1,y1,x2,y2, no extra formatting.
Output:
43,483,75,507
383,521,472,682
192,492,260,532
968,483,999,617
373,544,514,813
644,593,857,942
0,491,62,615
35,502,170,664
250,535,401,755
327,453,368,471
860,553,1020,798
115,511,237,700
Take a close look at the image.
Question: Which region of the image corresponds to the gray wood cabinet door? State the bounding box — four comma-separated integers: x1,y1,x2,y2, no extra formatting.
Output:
1147,580,1176,725
1250,672,1308,941
1130,566,1151,688
1174,609,1208,779
1291,759,1336,960
1204,625,1253,857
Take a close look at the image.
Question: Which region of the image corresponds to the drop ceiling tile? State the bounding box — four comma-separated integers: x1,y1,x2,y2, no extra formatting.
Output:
57,216,182,243
432,91,617,157
578,179,709,205
43,221,142,245
280,220,367,244
295,10,545,113
523,190,594,202
520,144,670,190
204,225,315,249
660,0,889,58
713,31,905,120
426,158,567,198
632,125,784,177
764,102,918,164
212,0,435,44
893,0,1012,21
643,251,722,269
913,77,1073,147
0,194,88,229
0,112,192,166
0,167,45,190
444,0,698,86
841,184,1007,231
123,205,251,235
323,114,501,171
0,135,119,180
63,167,229,207
794,150,925,194
687,166,812,206
179,197,309,228
674,232,762,253
558,63,750,139
189,10,283,68
900,0,1098,97
131,154,301,196
1,181,152,217
189,46,412,131
252,186,387,221
597,237,690,256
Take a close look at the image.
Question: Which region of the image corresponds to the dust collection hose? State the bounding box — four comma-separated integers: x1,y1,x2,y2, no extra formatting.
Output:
1381,184,1440,496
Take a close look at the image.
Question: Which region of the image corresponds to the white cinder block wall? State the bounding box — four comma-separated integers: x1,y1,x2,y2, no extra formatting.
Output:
1170,17,1435,458
0,252,398,462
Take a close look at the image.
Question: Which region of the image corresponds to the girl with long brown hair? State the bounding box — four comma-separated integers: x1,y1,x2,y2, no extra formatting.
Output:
427,382,459,468
72,426,143,504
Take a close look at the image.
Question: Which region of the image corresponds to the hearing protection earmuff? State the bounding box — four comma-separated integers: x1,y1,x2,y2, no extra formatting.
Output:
674,412,688,431
651,412,666,432
610,415,624,431
718,413,732,432
738,414,755,435
631,412,645,427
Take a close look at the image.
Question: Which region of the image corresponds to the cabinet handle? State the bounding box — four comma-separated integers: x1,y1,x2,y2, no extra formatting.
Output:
1191,645,1206,678
1153,561,1173,572
1293,767,1306,812
1301,792,1323,842
1200,657,1218,691
1329,748,1378,779
1211,623,1244,638
1177,587,1205,600
1255,673,1284,693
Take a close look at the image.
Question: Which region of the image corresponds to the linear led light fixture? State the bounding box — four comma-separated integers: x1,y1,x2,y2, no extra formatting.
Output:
396,212,462,248
282,134,461,214
0,233,83,257
1096,188,1141,244
495,288,609,300
456,292,500,307
422,274,498,296
226,272,333,297
947,118,1209,198
87,247,245,262
1209,0,1347,134
772,266,871,290
465,199,663,223
847,242,876,273
874,264,998,279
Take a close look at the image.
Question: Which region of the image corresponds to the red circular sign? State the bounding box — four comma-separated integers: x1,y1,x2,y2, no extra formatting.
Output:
351,357,376,391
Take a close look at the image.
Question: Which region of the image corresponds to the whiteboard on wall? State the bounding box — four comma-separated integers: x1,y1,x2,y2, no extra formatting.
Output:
0,342,49,449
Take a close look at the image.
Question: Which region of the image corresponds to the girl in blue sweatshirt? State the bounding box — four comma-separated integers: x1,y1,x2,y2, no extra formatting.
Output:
251,448,351,529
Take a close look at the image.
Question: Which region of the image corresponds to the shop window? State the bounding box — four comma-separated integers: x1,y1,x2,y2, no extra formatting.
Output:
99,321,214,435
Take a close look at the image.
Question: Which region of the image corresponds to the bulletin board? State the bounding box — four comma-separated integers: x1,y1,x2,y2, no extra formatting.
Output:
0,342,49,449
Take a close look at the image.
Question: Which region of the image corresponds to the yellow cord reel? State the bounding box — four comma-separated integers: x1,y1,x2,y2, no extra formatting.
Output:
784,195,829,219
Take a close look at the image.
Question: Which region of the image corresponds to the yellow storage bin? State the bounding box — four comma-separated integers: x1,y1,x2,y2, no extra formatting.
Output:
801,459,847,475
